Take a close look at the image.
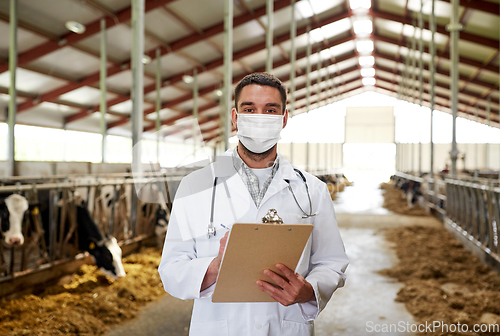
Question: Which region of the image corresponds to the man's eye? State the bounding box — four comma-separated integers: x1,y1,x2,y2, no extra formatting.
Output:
244,109,254,113
266,109,278,113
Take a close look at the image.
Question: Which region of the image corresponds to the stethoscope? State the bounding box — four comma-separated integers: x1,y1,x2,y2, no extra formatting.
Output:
208,168,317,238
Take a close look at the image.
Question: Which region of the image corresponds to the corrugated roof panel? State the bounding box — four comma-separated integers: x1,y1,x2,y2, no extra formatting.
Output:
0,68,66,94
464,10,500,42
107,70,155,93
168,0,243,32
0,0,102,37
75,24,158,63
28,47,101,80
180,40,223,65
59,87,118,106
459,40,498,63
144,7,193,44
0,21,50,58
233,20,266,51
144,85,190,103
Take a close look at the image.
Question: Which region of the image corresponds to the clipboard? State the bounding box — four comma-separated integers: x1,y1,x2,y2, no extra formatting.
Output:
212,223,313,303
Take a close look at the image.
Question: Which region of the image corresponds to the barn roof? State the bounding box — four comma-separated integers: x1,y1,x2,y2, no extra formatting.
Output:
0,0,498,144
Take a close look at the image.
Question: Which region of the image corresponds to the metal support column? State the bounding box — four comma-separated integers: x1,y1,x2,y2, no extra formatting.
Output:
327,63,334,104
316,143,320,172
193,68,199,154
333,143,336,170
449,0,461,177
266,0,273,73
396,143,400,172
411,142,414,173
289,0,296,164
316,45,322,107
305,24,312,171
474,105,479,175
223,0,233,151
7,0,17,177
155,48,161,163
485,96,491,169
100,18,107,163
430,0,436,179
418,0,423,176
411,19,417,104
130,0,145,236
401,41,412,101
325,142,328,171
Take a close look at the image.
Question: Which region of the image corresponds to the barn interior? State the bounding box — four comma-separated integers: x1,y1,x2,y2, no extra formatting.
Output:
0,0,500,335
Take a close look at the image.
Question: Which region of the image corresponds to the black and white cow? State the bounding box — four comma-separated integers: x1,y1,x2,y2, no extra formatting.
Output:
73,201,125,278
0,194,29,245
154,205,169,247
39,191,126,279
399,180,423,208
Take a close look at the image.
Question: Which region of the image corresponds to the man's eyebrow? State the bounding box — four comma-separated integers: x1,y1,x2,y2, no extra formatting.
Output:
265,103,281,108
239,101,255,107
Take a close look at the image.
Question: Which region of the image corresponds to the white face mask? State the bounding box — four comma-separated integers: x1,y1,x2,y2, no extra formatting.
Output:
236,113,284,154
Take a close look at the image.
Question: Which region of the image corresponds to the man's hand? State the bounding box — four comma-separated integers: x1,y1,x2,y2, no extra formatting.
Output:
201,231,229,291
256,263,315,306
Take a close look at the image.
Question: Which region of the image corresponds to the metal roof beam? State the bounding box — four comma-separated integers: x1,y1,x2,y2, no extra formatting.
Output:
161,5,251,75
203,83,365,143
22,0,314,117
375,64,500,110
373,33,500,75
0,0,177,74
105,28,354,129
440,0,499,16
370,8,499,50
144,59,360,134
374,51,498,93
375,77,500,125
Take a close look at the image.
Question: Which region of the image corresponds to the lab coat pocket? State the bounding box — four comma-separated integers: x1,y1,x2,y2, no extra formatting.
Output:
281,319,314,336
190,319,228,336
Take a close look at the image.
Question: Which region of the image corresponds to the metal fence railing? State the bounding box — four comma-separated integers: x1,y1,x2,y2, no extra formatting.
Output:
394,171,500,268
445,179,499,257
0,170,193,282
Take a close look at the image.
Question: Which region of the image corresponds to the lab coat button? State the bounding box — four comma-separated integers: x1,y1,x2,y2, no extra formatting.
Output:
255,323,262,329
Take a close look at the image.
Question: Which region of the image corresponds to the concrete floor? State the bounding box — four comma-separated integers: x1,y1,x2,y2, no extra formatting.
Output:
107,173,434,336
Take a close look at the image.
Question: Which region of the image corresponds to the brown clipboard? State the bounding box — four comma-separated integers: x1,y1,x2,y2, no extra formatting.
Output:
212,223,313,303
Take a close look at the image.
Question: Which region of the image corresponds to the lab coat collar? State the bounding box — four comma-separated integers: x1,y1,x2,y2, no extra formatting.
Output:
212,149,236,178
213,148,299,182
212,148,300,209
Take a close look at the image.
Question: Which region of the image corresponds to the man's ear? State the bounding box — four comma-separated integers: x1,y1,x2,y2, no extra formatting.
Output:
231,108,238,129
282,109,289,129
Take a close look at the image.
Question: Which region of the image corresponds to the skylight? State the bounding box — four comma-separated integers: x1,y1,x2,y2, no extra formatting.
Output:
353,18,373,35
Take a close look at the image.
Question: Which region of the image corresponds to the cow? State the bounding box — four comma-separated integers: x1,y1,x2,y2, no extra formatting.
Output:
399,180,423,209
154,205,170,247
0,194,29,245
73,201,126,279
39,190,126,279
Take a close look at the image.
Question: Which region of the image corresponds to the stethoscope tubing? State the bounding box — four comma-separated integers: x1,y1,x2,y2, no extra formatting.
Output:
208,168,316,238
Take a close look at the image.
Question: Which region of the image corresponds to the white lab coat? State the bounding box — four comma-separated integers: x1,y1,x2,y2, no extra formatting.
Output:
159,149,348,336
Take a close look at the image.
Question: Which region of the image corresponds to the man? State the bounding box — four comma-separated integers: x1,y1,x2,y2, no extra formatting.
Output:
159,73,348,336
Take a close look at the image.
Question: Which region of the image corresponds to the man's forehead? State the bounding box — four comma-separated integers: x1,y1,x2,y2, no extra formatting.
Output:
238,84,282,103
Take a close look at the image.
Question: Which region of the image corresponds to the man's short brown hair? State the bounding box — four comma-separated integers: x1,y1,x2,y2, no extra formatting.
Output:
234,73,287,113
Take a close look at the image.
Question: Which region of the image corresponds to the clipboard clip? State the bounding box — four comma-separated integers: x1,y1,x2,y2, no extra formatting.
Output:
262,209,284,225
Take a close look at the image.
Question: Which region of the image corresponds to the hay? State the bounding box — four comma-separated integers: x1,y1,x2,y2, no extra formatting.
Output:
0,248,166,336
380,182,429,216
380,225,500,335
